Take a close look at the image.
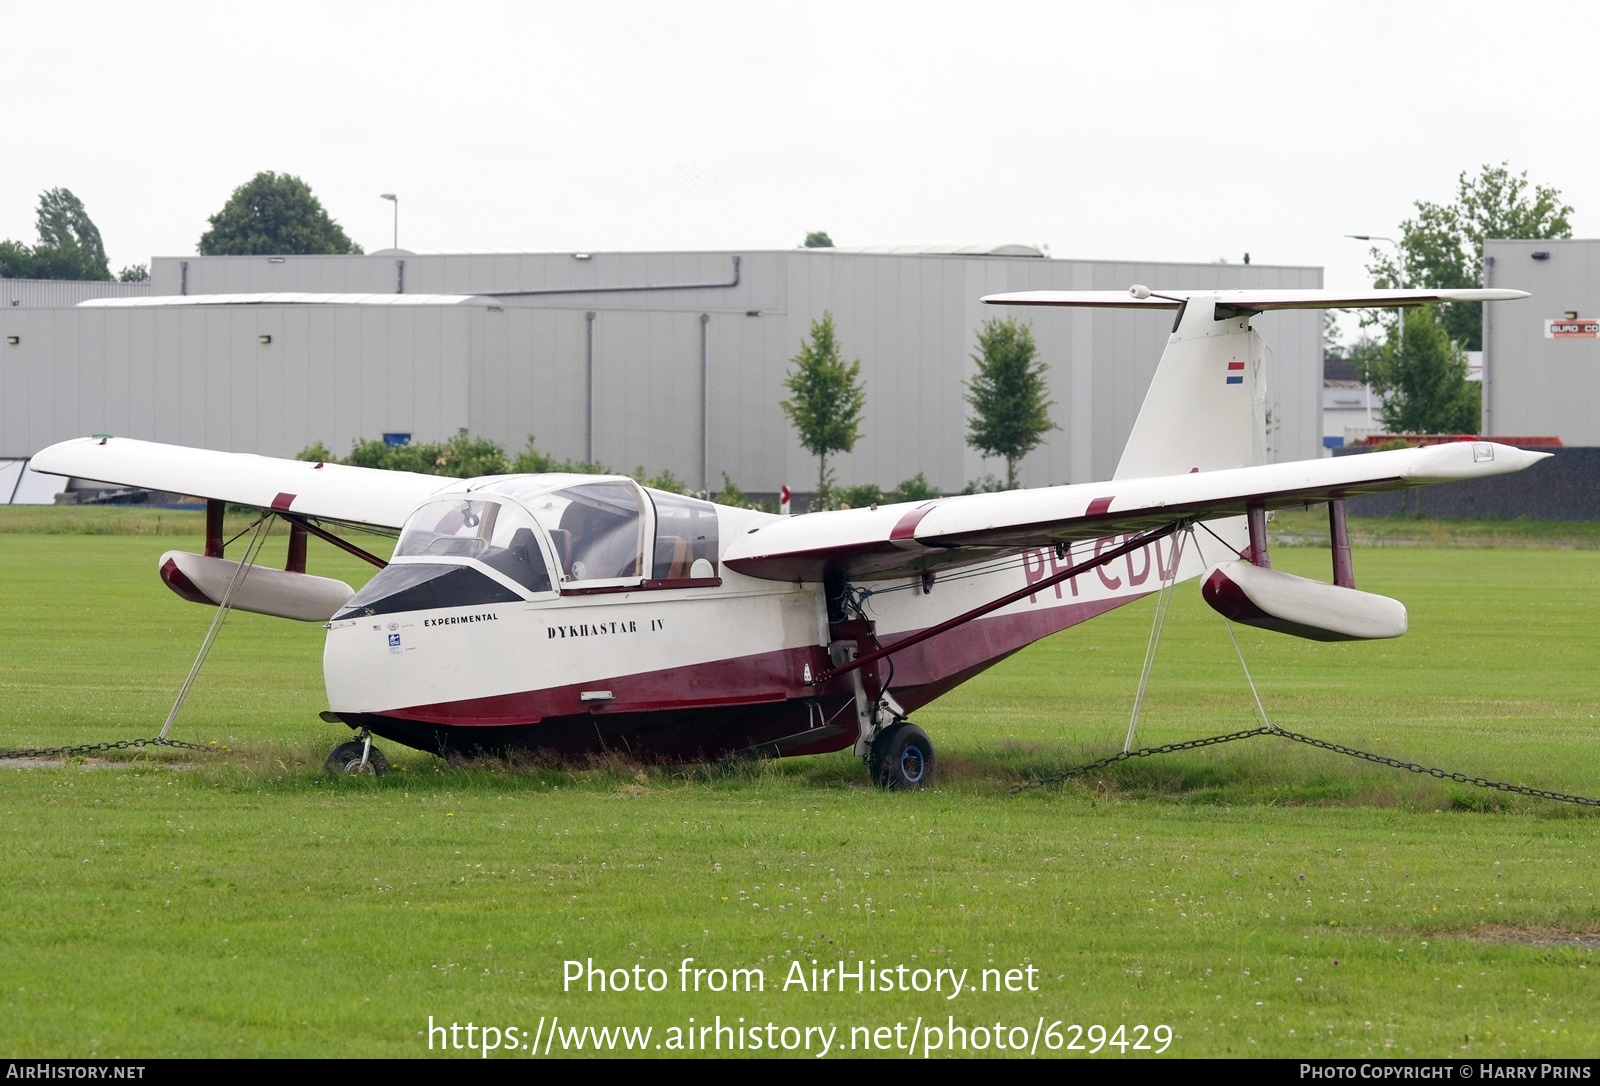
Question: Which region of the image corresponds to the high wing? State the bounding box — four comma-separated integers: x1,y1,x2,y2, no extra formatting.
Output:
721,442,1549,582
29,436,458,529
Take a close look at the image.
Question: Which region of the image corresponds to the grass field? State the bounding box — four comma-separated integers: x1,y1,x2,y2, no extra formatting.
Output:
1,508,1596,1058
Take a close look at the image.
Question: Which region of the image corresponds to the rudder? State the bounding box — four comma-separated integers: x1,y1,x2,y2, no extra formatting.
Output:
1113,296,1267,480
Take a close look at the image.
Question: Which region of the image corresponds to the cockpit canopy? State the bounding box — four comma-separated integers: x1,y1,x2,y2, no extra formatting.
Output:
528,481,646,582
336,476,721,619
396,496,553,592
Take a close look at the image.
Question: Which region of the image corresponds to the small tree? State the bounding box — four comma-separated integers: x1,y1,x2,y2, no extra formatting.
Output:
802,231,834,248
781,312,865,509
198,172,363,256
964,317,1057,489
835,482,883,509
1356,307,1479,434
890,473,940,502
712,472,747,507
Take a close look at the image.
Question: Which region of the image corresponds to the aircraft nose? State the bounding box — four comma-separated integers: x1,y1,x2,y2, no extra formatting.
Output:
332,562,523,620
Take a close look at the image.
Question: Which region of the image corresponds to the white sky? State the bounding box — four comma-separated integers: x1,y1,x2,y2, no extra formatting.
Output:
4,0,1596,337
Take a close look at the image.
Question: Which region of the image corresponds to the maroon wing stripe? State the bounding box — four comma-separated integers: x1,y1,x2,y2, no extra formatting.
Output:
889,500,944,541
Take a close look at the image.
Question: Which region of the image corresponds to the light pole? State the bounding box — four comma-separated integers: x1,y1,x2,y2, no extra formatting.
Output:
1346,232,1406,354
1347,233,1408,431
380,193,398,250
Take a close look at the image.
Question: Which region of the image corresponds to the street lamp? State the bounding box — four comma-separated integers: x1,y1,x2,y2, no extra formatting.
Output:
1346,234,1411,431
1347,232,1406,359
1346,234,1405,284
380,193,398,250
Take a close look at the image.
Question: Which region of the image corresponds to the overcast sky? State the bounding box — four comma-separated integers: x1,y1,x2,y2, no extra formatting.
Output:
4,0,1594,334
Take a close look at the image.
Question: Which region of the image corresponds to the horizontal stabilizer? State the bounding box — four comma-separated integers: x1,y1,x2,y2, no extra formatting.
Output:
1201,560,1408,642
983,287,1530,313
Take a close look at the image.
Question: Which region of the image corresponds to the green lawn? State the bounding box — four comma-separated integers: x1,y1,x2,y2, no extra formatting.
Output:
0,510,1595,1058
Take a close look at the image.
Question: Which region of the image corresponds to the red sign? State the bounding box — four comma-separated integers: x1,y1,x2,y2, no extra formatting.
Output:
1546,318,1599,339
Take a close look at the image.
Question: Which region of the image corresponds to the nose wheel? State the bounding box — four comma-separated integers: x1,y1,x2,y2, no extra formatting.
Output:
324,731,389,776
868,721,935,791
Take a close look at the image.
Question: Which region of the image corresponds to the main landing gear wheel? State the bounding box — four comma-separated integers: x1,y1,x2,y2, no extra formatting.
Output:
324,739,389,776
869,721,934,791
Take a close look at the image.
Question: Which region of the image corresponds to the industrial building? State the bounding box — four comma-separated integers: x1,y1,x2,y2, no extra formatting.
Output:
2,247,1325,501
1483,237,1600,442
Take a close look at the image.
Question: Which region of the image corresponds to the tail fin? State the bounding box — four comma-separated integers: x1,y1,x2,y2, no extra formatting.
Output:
1113,296,1265,479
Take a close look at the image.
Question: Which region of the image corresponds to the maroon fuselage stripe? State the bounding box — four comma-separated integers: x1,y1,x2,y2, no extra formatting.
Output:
340,591,1149,759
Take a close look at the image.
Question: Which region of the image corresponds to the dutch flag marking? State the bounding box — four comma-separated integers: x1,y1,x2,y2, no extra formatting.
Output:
1226,361,1245,385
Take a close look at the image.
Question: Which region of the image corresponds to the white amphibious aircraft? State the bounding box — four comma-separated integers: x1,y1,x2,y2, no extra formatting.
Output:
30,286,1543,788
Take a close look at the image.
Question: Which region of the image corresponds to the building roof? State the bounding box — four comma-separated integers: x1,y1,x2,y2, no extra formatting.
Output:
831,243,1045,257
78,292,491,308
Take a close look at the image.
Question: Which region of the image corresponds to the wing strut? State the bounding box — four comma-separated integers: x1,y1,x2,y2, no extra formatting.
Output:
1124,528,1189,752
278,512,389,569
158,515,274,740
813,520,1187,684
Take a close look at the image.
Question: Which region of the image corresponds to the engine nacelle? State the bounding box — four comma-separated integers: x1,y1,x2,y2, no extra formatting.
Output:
158,551,354,622
1201,560,1407,642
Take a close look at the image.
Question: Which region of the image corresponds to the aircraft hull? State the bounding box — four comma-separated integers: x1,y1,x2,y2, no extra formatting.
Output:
324,529,1220,760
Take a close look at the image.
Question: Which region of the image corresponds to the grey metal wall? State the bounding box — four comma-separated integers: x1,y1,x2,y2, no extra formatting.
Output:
2,278,152,308
9,250,1323,493
774,252,1319,488
1483,238,1600,442
1,304,476,458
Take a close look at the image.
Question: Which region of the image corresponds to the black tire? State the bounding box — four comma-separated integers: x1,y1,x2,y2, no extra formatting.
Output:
868,722,934,791
324,740,390,776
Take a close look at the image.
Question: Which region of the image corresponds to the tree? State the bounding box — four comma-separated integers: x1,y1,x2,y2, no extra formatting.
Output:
964,317,1057,489
118,263,149,282
802,231,834,248
1355,306,1479,434
341,429,509,477
781,311,865,509
1365,162,1572,350
35,188,110,278
34,188,111,279
1322,311,1344,361
0,240,32,278
0,188,111,280
198,172,363,256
